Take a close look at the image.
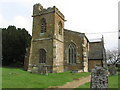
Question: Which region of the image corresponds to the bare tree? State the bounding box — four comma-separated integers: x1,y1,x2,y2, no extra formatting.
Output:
106,49,120,65
106,49,120,75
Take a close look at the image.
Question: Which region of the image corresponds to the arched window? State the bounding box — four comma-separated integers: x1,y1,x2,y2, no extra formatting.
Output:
39,49,46,63
41,18,46,33
68,43,76,64
58,21,62,35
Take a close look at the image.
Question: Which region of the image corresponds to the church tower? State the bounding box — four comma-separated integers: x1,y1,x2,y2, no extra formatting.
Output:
28,4,65,73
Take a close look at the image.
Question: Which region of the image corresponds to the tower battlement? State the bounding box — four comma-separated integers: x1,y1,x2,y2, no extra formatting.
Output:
33,3,65,20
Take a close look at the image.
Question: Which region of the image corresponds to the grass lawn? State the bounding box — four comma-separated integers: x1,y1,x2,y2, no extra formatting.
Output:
2,67,90,88
108,74,119,88
75,72,119,89
0,67,2,89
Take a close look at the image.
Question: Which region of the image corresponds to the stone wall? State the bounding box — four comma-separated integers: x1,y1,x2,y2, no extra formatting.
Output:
28,39,53,72
52,5,64,73
82,36,89,72
24,47,30,70
90,66,108,89
64,30,87,71
88,60,103,71
53,39,64,73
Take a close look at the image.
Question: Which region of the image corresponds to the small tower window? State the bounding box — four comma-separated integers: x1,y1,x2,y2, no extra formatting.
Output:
39,49,46,63
58,21,62,35
41,18,46,33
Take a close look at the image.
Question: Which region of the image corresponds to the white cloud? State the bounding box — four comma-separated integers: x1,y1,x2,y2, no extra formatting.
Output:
0,14,10,28
0,14,4,25
0,14,32,34
0,0,32,3
104,33,118,50
13,16,32,34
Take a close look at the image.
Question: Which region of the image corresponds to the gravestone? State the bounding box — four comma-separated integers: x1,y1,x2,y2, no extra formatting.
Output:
31,65,48,75
90,66,108,89
108,64,116,75
71,70,79,73
31,65,39,73
38,65,48,75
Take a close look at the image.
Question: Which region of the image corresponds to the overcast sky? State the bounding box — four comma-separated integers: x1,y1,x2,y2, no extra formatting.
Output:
0,0,119,50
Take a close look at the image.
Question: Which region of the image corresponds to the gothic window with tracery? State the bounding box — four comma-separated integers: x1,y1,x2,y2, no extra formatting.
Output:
68,43,76,64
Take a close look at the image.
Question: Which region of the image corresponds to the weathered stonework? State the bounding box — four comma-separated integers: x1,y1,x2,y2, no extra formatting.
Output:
28,3,64,73
82,36,89,72
88,60,103,72
26,3,106,74
64,30,89,72
90,66,108,89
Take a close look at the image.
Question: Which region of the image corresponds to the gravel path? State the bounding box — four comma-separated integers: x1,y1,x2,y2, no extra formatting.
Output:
46,75,91,89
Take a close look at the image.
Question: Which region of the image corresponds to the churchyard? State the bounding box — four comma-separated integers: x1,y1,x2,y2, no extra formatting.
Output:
2,67,90,88
2,67,119,89
75,67,119,89
75,73,119,89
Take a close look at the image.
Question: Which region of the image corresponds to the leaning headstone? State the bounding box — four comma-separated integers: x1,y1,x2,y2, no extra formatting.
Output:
90,66,108,89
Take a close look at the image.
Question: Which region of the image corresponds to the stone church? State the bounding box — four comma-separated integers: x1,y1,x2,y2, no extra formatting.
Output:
25,4,106,73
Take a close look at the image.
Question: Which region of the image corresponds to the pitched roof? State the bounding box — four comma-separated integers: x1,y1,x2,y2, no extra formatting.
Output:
64,29,89,42
88,41,104,60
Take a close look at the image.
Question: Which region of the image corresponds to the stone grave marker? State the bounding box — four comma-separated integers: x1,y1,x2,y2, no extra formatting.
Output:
90,66,108,89
108,64,116,75
31,65,39,73
31,65,48,75
38,65,48,75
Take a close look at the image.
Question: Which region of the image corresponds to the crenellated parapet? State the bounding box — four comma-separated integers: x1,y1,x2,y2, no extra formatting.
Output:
33,3,43,15
33,3,65,20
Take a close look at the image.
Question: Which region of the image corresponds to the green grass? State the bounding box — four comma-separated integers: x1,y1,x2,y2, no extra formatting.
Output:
74,82,90,90
116,67,120,72
108,74,119,88
75,73,119,89
2,67,90,88
0,67,2,89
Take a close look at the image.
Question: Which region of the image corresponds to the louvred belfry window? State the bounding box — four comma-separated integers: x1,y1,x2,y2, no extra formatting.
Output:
41,18,46,33
58,21,62,35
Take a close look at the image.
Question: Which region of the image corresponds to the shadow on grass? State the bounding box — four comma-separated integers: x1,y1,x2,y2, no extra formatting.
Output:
2,66,24,71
